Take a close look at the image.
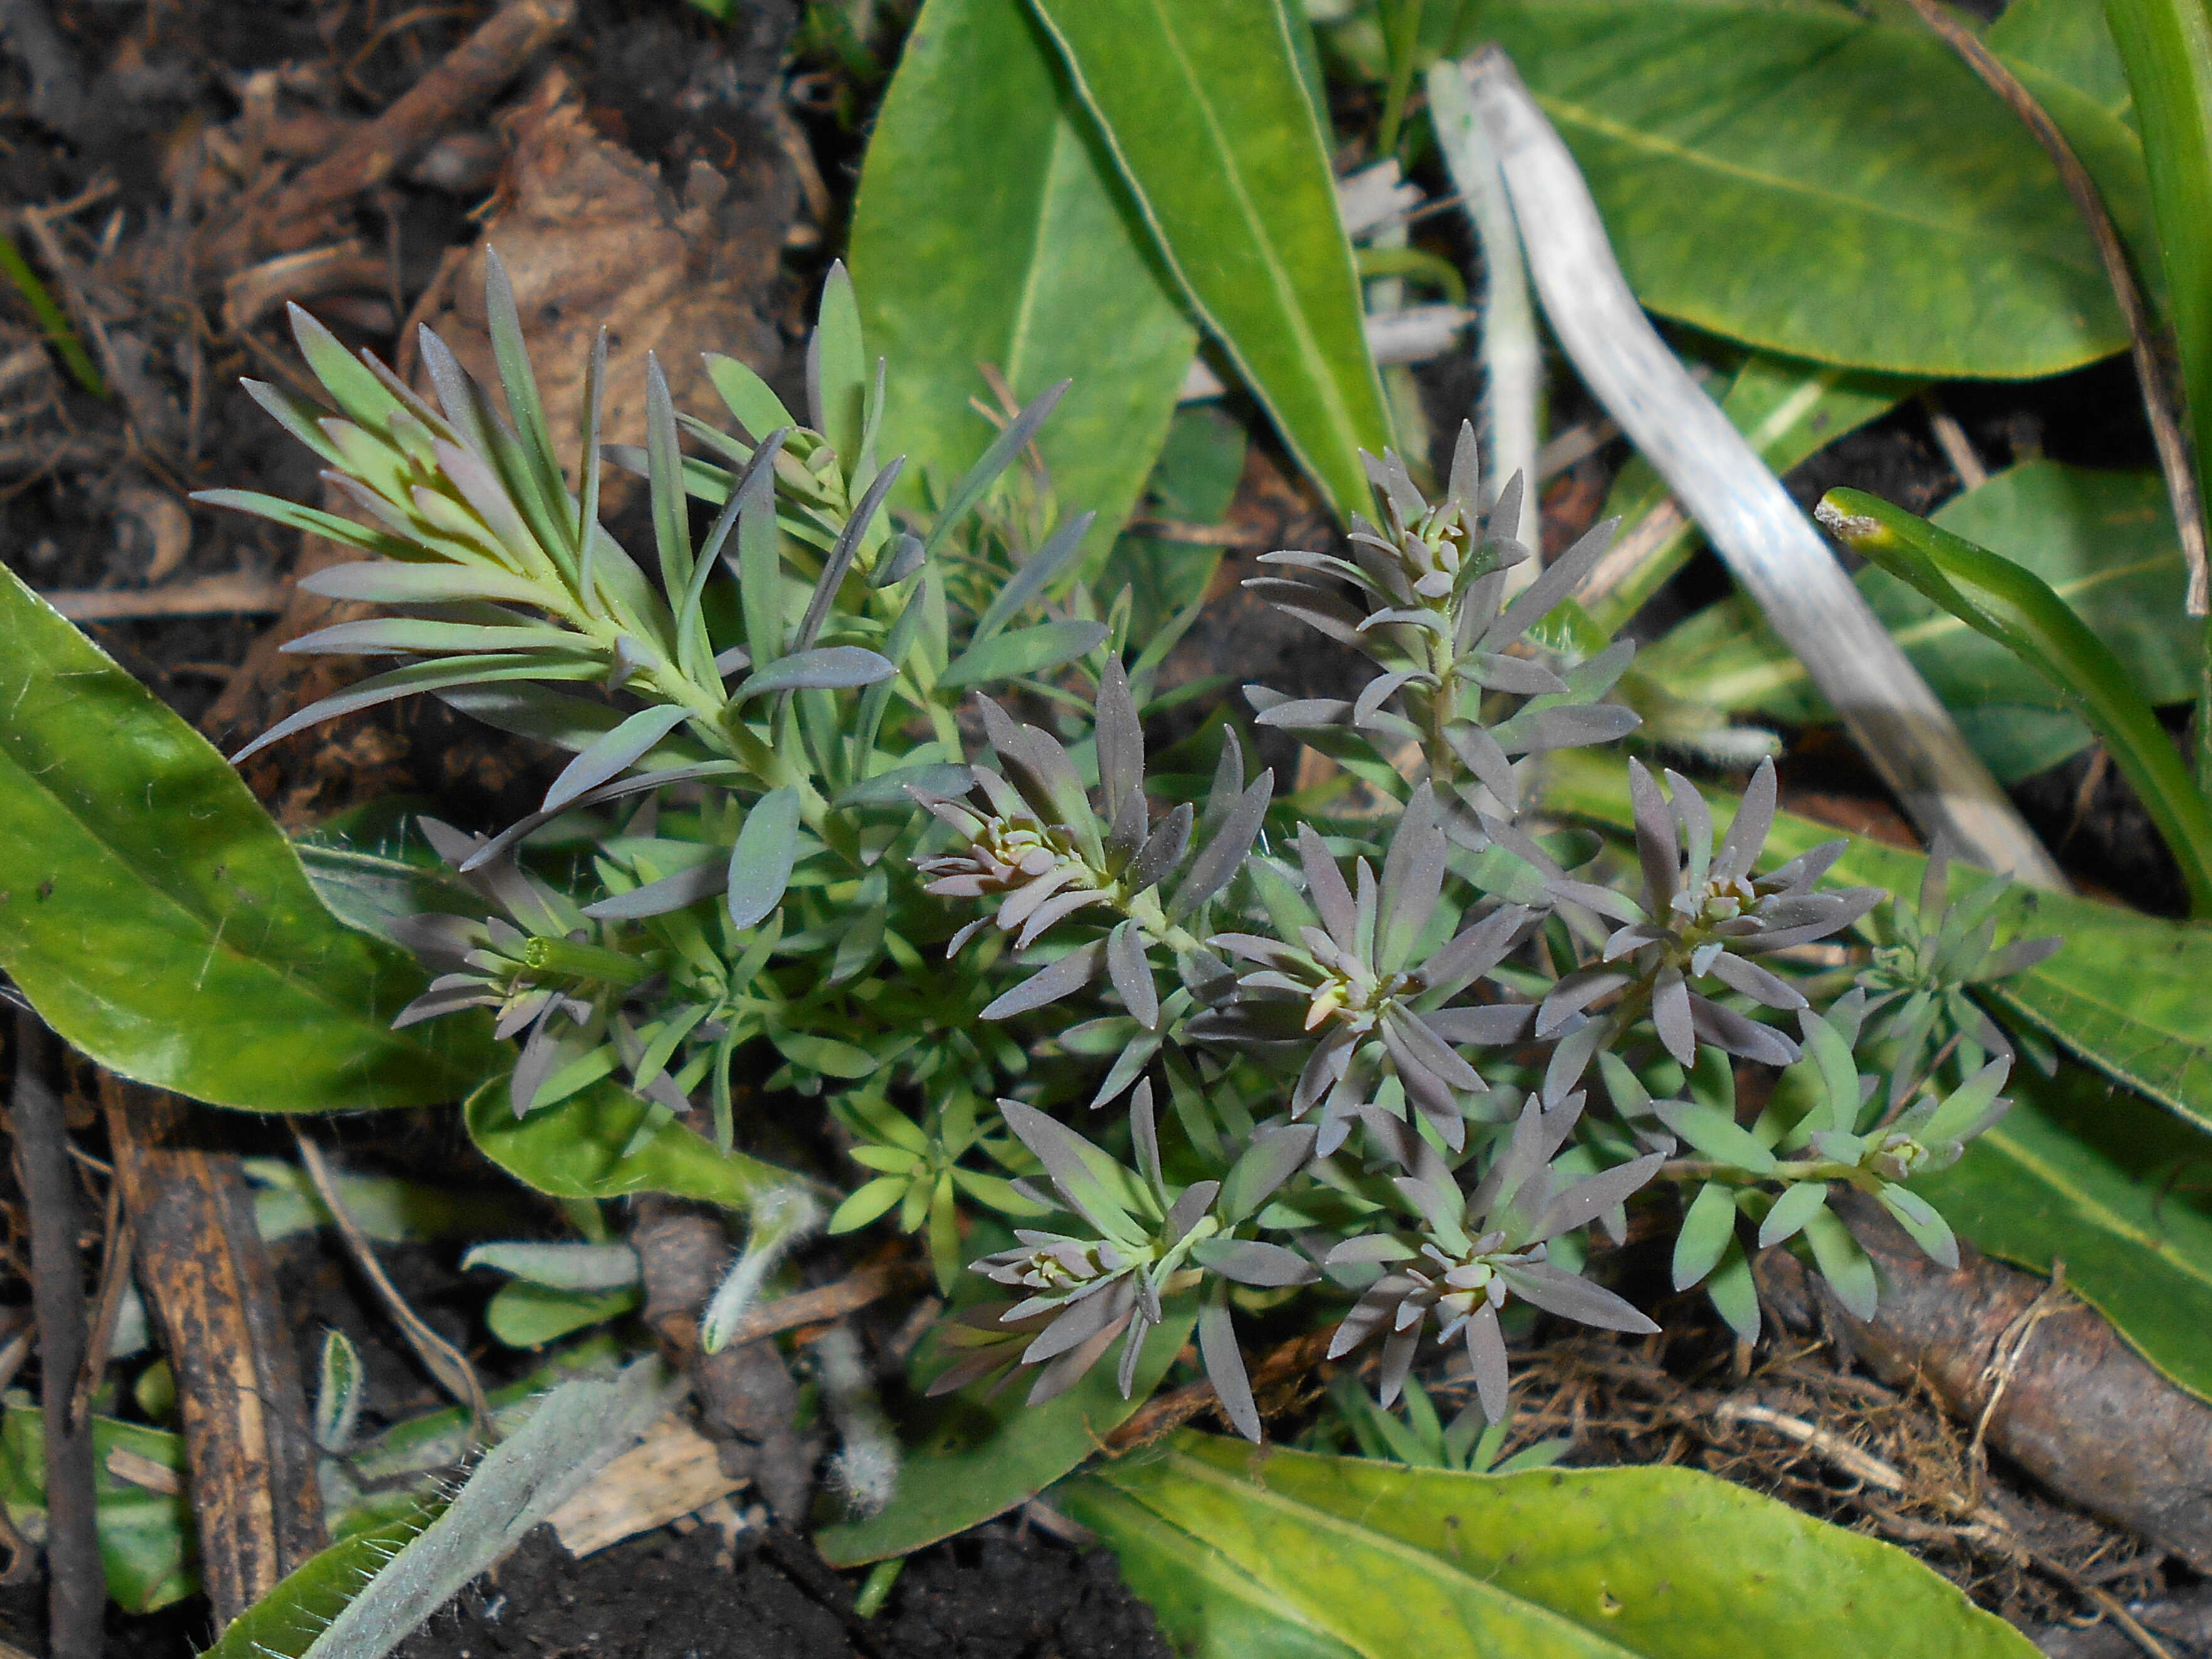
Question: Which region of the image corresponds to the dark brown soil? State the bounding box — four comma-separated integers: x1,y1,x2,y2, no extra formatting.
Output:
386,1524,1172,1659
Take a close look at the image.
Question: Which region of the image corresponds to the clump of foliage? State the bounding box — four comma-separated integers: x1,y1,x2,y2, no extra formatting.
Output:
206,261,2051,1448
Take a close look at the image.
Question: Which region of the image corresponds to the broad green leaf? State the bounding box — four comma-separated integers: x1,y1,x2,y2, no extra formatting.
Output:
465,1075,804,1213
1470,0,2139,376
1539,749,2212,1134
0,566,498,1111
1642,463,2196,781
0,1409,194,1612
815,1298,1196,1566
1820,485,2212,915
1915,1063,2212,1402
1027,0,1389,519
1059,1435,2034,1658
1990,0,2134,121
849,0,1195,564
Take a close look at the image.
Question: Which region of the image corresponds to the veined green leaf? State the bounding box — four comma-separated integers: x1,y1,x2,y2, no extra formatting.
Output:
1058,1435,2035,1658
1819,486,2212,915
1471,0,2139,376
850,0,1194,566
0,566,498,1110
1644,463,2196,781
465,1075,806,1212
1539,748,2212,1134
1027,0,1388,520
1991,0,2135,121
816,1297,1196,1566
1915,1063,2212,1402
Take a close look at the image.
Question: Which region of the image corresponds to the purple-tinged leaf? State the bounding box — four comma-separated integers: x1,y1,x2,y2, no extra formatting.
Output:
1193,1239,1317,1288
1495,1260,1657,1334
1107,921,1160,1030
981,940,1107,1021
1198,1300,1260,1441
1169,771,1275,923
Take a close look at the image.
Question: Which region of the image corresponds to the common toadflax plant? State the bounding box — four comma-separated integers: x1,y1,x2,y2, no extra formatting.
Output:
208,263,2055,1460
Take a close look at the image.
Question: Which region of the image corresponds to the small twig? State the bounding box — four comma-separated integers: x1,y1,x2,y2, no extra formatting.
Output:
293,1129,490,1445
710,1260,927,1352
1710,1399,1908,1492
10,1014,102,1659
1967,1260,2070,1484
1107,1327,1336,1450
67,1174,132,1435
1895,0,2207,614
1919,389,1988,492
229,0,574,260
40,574,289,623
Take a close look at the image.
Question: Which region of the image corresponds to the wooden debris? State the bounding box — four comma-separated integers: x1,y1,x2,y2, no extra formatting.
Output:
102,1077,325,1628
11,1016,100,1659
544,1412,745,1559
40,573,288,622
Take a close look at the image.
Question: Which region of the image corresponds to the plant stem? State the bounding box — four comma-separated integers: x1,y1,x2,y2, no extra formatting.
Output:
1376,0,1426,160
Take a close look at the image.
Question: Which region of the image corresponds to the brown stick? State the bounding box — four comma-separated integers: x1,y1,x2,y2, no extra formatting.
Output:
230,0,573,260
1896,0,2209,613
101,1077,325,1628
1760,1189,2212,1571
12,1016,100,1659
710,1260,924,1352
40,574,290,623
1106,1327,1338,1451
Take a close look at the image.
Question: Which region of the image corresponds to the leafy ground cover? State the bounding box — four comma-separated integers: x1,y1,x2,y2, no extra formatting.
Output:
3,1,2212,1658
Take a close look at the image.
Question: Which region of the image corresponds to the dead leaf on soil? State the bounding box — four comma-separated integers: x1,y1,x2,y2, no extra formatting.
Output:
411,66,795,515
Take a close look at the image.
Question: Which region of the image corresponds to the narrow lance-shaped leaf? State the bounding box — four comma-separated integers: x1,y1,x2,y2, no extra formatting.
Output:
1819,487,2212,915
1026,0,1389,519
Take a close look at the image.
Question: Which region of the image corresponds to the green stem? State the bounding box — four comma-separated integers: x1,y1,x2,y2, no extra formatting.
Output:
1376,0,1425,159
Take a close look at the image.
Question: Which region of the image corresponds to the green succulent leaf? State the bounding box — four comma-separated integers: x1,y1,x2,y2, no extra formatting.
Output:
726,786,804,930
0,565,499,1110
1056,1435,2036,1658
